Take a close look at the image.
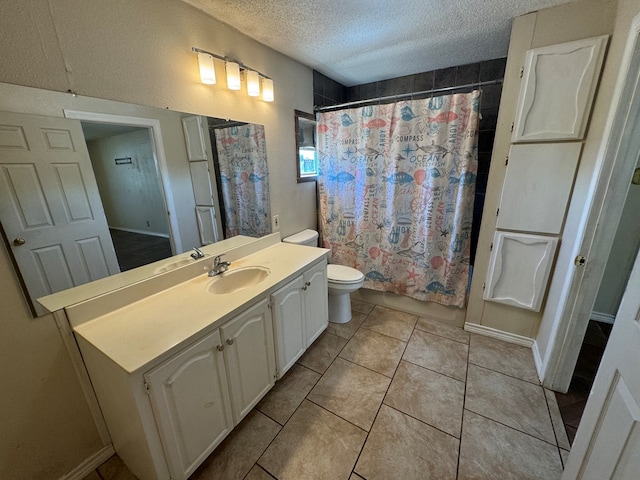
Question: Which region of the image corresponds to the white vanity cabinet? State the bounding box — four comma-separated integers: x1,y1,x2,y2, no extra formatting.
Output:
144,299,275,480
272,259,328,377
219,298,276,421
144,330,234,480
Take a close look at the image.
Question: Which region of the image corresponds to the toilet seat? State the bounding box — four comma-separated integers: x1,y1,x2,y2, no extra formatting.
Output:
327,264,364,284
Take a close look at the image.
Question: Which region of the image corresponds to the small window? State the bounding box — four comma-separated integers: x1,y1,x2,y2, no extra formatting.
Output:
295,110,318,182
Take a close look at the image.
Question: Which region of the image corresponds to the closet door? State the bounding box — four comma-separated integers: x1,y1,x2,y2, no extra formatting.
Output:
512,35,608,142
496,143,582,234
195,206,218,245
182,115,208,161
189,161,215,206
484,232,558,312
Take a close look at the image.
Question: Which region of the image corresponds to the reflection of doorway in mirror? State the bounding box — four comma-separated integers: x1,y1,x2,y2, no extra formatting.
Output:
82,122,173,271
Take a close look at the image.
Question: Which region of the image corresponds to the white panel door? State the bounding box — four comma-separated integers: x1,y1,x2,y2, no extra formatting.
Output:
145,329,234,480
271,275,306,378
220,298,276,423
182,115,207,161
0,110,120,315
195,206,219,245
189,161,215,206
497,143,582,234
484,232,558,311
562,249,640,479
513,35,608,142
304,261,329,347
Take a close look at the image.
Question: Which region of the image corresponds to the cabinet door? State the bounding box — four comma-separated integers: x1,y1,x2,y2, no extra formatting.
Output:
512,35,608,142
220,298,276,423
182,115,207,161
304,261,329,346
195,206,219,245
272,275,306,378
144,330,233,480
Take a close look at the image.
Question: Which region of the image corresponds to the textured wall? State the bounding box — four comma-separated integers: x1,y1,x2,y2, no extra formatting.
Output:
0,0,314,478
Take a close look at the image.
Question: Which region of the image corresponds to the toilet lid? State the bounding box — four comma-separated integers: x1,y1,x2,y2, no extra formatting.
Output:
327,264,364,284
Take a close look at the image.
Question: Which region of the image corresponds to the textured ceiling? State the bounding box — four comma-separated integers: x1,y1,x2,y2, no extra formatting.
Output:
181,0,574,86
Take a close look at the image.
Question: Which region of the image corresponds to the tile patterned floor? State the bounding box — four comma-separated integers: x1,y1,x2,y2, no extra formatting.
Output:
85,300,570,479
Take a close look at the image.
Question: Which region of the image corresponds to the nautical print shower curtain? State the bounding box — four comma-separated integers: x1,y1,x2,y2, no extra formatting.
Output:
214,123,271,238
317,91,480,308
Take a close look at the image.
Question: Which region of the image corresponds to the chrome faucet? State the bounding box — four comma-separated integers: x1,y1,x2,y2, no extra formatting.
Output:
208,254,231,277
190,247,205,260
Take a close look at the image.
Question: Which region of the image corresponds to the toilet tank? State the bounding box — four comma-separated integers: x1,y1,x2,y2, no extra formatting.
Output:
282,229,319,247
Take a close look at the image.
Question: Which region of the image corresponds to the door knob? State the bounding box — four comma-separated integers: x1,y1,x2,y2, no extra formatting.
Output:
216,344,225,351
13,237,26,246
226,338,235,345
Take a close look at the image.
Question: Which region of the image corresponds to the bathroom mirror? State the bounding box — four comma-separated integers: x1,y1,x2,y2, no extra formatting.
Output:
295,110,318,182
0,82,271,316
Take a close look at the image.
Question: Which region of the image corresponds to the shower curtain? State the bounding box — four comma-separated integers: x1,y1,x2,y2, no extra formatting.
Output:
317,91,480,308
214,123,271,238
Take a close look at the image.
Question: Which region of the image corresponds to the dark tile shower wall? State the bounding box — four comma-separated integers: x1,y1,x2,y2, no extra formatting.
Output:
312,58,506,266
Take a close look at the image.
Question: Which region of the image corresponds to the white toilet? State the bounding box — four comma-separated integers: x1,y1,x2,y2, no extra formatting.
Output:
283,229,365,324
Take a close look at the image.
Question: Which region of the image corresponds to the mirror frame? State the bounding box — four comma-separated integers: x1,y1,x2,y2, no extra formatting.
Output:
295,110,318,183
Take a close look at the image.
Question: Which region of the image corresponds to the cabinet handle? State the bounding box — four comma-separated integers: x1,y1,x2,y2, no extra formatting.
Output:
216,344,224,351
226,338,235,345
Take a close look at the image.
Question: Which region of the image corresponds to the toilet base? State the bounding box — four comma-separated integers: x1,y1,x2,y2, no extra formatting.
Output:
328,292,352,324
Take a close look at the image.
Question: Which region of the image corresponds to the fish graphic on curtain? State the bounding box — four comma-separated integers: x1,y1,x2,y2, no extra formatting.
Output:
214,124,271,238
317,91,480,308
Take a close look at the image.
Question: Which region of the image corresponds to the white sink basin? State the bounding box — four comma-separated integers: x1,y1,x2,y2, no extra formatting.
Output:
207,266,270,294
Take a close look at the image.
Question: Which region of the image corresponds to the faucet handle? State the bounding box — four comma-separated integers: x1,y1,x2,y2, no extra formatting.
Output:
214,253,225,265
191,247,205,259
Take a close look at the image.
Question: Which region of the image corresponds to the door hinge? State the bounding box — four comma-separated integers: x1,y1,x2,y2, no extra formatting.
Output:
496,208,500,217
482,282,486,291
144,381,150,395
505,156,509,166
519,66,524,78
510,122,514,132
489,243,493,251
574,255,587,267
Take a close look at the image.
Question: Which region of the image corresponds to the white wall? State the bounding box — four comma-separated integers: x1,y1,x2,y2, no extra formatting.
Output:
87,129,171,237
0,0,314,478
593,173,640,317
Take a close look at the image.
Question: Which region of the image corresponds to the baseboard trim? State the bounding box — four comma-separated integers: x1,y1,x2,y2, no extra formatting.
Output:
109,226,169,238
590,311,615,324
464,322,534,348
532,340,545,382
59,445,115,480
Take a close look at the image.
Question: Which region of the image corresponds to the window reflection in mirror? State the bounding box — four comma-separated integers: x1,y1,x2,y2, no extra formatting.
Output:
295,110,318,182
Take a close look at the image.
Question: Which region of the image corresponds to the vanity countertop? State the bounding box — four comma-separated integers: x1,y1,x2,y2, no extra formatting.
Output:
73,242,328,374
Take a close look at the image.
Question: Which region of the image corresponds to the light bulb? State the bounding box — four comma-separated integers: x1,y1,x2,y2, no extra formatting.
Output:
262,78,274,102
226,61,241,90
247,70,260,97
197,53,216,84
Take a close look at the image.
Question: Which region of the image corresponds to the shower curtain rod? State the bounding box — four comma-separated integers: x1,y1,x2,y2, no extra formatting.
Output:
315,78,503,112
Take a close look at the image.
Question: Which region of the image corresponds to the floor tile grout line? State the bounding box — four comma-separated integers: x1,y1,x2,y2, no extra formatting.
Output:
463,407,561,448
401,357,468,384
253,352,331,480
358,323,413,343
381,402,461,441
347,319,414,479
456,324,472,479
305,396,370,433
468,360,542,385
413,325,471,345
542,386,570,470
337,354,397,379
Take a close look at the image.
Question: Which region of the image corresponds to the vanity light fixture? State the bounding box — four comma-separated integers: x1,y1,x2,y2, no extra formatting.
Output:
192,47,274,102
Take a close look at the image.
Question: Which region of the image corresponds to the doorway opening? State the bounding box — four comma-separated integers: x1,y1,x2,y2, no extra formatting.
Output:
80,122,173,271
555,174,640,443
560,175,639,444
